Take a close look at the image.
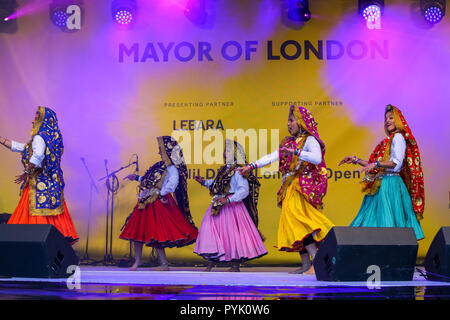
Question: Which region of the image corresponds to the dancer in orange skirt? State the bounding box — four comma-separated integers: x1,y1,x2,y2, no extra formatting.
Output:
0,106,78,244
120,136,198,271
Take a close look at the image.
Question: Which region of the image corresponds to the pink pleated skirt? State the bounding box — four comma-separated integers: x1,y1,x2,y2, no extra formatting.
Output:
194,201,267,262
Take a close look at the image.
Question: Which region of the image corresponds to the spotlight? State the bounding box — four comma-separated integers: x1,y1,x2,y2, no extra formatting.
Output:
358,0,384,22
184,0,207,25
50,0,83,31
0,0,18,34
421,0,446,24
112,0,137,26
288,0,311,22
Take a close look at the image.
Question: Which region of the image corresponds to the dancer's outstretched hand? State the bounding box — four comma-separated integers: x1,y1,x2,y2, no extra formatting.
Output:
339,156,354,166
159,195,168,204
236,166,250,175
194,176,205,185
216,198,228,205
14,173,28,184
124,174,137,181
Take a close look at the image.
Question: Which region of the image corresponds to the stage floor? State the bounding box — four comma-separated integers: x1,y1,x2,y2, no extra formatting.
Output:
0,266,449,300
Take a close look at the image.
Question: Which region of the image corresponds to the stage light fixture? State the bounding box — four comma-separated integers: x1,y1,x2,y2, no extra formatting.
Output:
184,0,207,25
288,0,311,22
358,0,384,22
421,0,446,24
50,0,83,31
112,0,137,26
0,0,18,34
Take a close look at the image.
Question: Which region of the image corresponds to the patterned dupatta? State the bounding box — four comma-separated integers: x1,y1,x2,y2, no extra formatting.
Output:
208,140,262,235
137,161,167,209
22,106,65,216
156,136,197,228
360,105,425,220
277,106,328,209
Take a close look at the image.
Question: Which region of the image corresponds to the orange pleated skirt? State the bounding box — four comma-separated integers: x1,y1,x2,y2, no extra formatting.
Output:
7,186,79,244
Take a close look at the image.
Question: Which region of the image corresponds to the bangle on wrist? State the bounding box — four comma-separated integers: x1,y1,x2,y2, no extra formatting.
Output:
375,161,381,168
353,156,359,164
295,148,302,157
249,163,257,171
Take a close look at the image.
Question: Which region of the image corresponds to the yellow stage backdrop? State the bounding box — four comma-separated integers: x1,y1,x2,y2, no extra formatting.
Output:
0,0,449,264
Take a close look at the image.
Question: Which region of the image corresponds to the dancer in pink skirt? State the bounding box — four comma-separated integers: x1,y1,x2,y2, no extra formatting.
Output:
193,139,267,272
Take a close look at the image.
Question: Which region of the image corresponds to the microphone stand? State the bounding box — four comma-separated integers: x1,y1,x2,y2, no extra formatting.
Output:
80,157,101,265
98,159,137,266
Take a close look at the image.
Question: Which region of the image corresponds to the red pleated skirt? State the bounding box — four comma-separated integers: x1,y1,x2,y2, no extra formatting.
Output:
119,194,198,248
7,186,79,245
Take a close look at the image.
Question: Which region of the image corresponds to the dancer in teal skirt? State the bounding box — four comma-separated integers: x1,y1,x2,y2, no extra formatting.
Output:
339,105,424,240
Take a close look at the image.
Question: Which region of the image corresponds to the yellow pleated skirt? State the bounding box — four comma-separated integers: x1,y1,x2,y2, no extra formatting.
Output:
276,179,334,252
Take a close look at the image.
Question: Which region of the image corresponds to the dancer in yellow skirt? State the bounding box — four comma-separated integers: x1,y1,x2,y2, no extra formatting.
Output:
238,106,334,274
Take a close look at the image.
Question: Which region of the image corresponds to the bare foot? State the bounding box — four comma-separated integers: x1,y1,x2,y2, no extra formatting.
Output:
154,264,170,271
129,262,141,271
204,262,216,272
289,263,312,274
227,266,240,272
303,267,315,275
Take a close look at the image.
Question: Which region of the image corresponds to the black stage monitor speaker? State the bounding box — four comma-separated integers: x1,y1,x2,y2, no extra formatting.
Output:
313,227,418,281
0,224,79,278
424,227,450,282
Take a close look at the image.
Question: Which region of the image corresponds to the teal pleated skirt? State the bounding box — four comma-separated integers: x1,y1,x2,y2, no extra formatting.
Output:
350,175,424,240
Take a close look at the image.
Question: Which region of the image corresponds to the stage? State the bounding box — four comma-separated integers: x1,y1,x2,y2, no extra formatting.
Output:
0,266,449,300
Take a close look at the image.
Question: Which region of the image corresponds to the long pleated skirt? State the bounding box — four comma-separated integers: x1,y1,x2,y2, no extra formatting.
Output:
350,175,424,240
119,194,198,248
277,180,334,252
194,201,267,262
7,186,79,244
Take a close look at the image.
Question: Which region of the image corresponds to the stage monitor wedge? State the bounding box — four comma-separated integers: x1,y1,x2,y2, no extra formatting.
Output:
313,227,418,282
424,226,450,282
0,224,79,278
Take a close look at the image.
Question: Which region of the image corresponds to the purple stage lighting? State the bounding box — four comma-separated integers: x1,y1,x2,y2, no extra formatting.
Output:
421,0,446,24
51,10,68,27
362,4,381,22
287,0,312,22
115,9,133,25
424,6,444,23
112,0,137,26
358,1,384,23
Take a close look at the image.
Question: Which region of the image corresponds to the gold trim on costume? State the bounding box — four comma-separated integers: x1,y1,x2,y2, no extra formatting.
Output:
28,175,65,216
30,106,46,138
291,106,314,137
157,136,172,167
137,170,167,209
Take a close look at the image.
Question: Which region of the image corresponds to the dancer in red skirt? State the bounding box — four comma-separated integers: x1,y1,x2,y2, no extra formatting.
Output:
0,106,78,244
120,136,198,271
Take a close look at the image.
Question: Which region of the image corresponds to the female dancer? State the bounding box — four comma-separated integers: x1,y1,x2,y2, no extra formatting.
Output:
120,136,198,270
193,139,267,272
339,104,424,240
0,106,78,244
238,106,334,274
